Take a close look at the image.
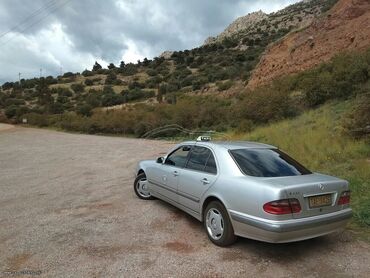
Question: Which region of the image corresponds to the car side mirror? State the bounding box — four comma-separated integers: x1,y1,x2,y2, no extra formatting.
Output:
156,157,164,164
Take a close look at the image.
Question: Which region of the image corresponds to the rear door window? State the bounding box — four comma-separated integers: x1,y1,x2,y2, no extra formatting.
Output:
204,153,217,174
186,146,217,174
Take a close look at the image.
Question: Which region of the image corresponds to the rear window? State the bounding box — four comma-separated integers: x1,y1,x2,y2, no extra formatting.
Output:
230,148,312,177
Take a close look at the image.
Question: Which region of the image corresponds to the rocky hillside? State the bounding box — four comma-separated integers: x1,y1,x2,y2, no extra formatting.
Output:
204,0,337,48
0,0,346,121
248,0,370,88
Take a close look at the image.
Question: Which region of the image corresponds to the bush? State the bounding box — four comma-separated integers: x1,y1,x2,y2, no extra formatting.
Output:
146,69,158,76
235,87,297,123
77,104,93,117
105,73,117,85
123,88,155,102
101,90,124,107
342,93,370,139
121,63,138,76
22,113,49,127
71,83,85,94
63,72,75,78
5,105,18,118
4,98,25,107
82,70,93,77
54,87,73,97
290,49,370,107
217,80,233,91
84,79,94,86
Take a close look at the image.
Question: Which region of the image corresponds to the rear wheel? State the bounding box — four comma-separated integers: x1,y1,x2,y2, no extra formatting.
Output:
204,201,236,246
134,173,154,200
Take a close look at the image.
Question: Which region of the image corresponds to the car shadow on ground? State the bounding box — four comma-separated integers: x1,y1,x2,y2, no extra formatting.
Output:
152,198,350,263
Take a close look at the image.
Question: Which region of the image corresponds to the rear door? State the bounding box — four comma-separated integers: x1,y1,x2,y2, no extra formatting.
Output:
178,146,218,213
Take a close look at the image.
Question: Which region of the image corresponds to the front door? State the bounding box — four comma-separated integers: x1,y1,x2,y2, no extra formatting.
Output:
150,145,191,202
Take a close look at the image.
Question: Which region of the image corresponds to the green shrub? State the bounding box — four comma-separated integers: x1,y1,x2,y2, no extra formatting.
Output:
71,83,85,94
105,73,117,85
235,87,297,123
77,104,93,117
5,105,18,118
82,70,93,77
22,113,49,127
342,93,370,139
63,72,75,78
101,92,123,107
4,98,25,107
123,88,155,102
84,79,93,86
217,80,233,91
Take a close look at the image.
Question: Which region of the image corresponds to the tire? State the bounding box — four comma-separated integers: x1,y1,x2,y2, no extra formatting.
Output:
204,201,236,246
133,173,154,200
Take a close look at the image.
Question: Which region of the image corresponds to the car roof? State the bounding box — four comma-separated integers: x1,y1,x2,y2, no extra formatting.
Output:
181,140,276,150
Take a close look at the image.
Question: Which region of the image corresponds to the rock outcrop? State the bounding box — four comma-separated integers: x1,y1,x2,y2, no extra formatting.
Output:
204,11,268,45
247,0,370,89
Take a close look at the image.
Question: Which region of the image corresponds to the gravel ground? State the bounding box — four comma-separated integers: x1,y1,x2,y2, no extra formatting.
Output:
0,126,369,277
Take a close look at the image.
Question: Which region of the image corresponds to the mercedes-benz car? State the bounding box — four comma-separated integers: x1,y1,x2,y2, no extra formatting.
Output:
133,137,352,246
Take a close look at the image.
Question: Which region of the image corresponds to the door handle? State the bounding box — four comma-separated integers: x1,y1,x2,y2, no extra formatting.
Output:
201,178,210,184
173,171,179,176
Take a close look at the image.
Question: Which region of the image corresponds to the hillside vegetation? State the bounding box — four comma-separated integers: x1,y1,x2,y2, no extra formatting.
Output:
3,48,368,140
0,0,339,121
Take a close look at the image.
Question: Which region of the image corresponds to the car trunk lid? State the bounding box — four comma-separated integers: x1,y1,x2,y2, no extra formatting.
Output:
261,173,348,219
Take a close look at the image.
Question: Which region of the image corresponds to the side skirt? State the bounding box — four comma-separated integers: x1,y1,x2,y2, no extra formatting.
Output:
150,189,202,222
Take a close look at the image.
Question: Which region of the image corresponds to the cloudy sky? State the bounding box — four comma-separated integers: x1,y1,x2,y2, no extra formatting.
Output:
0,0,300,83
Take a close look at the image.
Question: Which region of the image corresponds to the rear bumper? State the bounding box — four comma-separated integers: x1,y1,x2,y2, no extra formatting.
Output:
229,208,352,243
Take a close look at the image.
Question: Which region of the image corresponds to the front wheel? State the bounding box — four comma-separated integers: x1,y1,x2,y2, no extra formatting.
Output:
134,173,154,200
204,201,236,246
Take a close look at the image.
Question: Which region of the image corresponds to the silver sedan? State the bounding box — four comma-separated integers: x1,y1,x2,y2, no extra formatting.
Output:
134,138,352,246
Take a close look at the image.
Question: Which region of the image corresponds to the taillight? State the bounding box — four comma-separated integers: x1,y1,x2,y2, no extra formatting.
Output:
263,198,301,215
338,191,350,205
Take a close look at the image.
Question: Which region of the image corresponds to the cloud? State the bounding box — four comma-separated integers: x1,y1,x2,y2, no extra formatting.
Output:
0,0,300,83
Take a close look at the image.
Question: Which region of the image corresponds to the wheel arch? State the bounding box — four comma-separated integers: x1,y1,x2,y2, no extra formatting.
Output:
201,195,228,222
137,169,145,176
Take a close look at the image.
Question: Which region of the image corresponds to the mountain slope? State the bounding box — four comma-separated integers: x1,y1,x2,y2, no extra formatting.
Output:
248,0,370,89
204,0,337,48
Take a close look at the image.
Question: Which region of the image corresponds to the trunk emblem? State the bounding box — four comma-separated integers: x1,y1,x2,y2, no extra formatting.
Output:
319,183,325,191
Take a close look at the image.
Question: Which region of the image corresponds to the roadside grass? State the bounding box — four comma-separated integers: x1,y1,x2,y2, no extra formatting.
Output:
222,100,370,238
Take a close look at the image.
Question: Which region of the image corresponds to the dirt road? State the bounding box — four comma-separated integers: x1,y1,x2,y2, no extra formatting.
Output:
0,127,369,277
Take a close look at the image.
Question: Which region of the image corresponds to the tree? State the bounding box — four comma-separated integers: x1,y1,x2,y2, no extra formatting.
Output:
2,82,14,90
119,61,125,68
108,63,116,70
142,58,150,67
36,79,52,106
92,61,102,71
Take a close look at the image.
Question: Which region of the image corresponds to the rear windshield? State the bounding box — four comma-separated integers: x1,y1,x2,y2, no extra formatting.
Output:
230,148,312,177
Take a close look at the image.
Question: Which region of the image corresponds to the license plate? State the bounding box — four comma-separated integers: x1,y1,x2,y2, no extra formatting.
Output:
309,194,332,208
